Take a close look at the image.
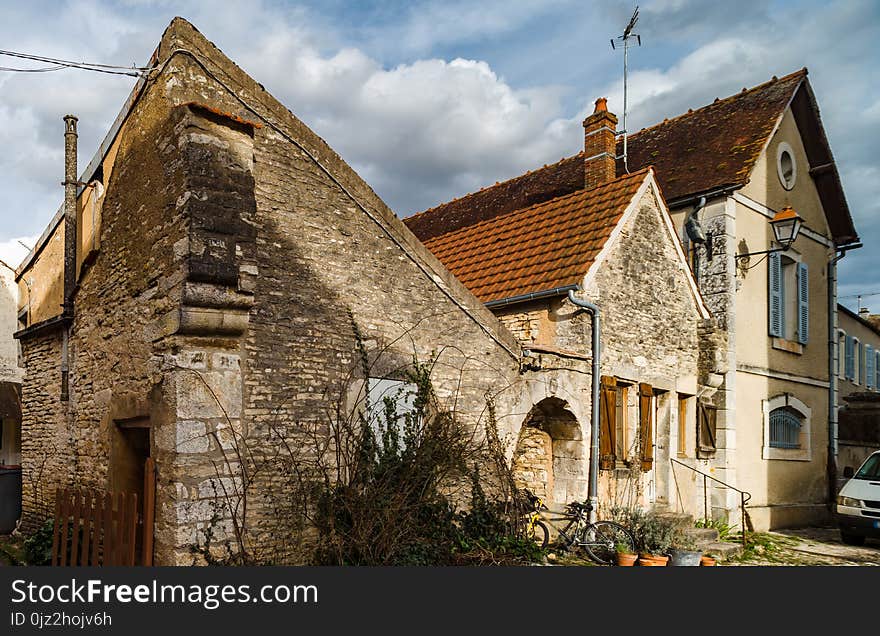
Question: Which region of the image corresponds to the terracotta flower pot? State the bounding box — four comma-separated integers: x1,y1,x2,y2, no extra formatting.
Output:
639,553,669,566
700,555,717,567
637,557,664,566
637,554,669,566
616,552,638,566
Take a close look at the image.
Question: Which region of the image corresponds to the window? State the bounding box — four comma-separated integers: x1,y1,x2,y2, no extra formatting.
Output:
363,378,419,453
838,330,846,377
762,394,811,461
776,142,797,190
697,402,717,459
677,395,690,457
768,252,807,344
614,385,628,461
868,345,875,390
854,338,862,384
876,351,880,391
769,407,802,449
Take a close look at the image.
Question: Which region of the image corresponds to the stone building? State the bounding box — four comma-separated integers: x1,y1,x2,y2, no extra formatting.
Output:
406,99,716,515
13,18,592,564
408,70,861,530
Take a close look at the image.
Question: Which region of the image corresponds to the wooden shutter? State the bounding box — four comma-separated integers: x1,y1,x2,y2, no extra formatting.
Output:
860,342,866,384
867,345,875,390
599,376,616,470
697,402,717,458
845,335,854,380
638,383,653,471
768,252,782,337
797,262,809,344
876,351,880,390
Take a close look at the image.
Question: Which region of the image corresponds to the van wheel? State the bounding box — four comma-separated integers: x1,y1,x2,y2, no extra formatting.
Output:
841,532,865,546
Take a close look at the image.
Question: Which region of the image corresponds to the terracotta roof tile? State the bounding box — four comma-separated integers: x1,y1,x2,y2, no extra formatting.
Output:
421,169,650,303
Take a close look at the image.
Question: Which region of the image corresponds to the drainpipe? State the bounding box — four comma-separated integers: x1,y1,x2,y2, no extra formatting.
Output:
827,240,862,504
567,288,601,523
61,114,78,402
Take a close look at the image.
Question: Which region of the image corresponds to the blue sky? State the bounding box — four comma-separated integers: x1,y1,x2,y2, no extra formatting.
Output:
0,0,878,309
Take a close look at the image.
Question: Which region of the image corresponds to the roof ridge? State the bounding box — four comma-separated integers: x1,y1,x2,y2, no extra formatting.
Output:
406,152,584,221
424,168,650,243
627,68,807,142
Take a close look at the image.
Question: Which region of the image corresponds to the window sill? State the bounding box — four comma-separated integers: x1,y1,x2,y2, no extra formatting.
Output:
762,445,810,461
772,338,803,355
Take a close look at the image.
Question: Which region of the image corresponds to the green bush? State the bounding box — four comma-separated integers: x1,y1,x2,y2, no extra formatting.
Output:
23,520,54,566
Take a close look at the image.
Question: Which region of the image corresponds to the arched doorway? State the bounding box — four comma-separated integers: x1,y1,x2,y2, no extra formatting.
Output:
511,398,585,505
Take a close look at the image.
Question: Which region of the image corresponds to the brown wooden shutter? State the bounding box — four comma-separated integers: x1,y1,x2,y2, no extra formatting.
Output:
697,402,717,458
599,376,617,470
638,383,654,471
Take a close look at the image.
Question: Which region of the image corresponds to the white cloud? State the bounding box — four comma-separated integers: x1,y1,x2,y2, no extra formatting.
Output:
0,0,877,300
0,236,37,271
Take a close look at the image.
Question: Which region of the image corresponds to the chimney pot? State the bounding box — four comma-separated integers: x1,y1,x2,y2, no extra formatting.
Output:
583,97,618,189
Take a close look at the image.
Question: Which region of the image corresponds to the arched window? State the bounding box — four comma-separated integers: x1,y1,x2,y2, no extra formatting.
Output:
762,394,811,461
769,406,802,449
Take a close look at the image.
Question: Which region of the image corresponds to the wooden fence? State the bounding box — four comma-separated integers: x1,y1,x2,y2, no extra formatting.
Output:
51,457,155,566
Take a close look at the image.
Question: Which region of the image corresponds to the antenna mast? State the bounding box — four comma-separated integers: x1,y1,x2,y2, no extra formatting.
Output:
610,6,641,174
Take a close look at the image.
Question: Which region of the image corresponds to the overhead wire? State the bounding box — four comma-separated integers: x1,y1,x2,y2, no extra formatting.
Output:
0,48,154,77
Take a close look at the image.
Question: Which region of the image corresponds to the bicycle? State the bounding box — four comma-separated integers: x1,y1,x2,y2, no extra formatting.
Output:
517,489,550,550
551,500,636,565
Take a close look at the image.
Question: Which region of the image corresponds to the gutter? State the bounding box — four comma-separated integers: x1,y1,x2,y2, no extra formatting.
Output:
485,285,580,309
566,287,601,523
665,184,742,210
827,240,862,506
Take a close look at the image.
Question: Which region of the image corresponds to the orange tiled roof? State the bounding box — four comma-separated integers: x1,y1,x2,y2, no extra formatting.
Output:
421,169,650,304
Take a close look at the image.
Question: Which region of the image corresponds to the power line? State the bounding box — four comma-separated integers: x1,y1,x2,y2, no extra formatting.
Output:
0,49,153,77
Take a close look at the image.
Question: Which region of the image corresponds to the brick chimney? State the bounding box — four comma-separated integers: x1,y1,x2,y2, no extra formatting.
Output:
583,97,618,189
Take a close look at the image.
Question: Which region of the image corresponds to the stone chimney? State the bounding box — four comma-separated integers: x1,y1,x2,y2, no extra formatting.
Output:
859,307,871,318
583,97,618,189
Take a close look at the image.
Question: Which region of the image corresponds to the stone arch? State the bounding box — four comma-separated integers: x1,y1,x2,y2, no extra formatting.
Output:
511,397,586,505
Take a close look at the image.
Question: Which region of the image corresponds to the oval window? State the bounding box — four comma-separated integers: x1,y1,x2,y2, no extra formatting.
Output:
776,142,797,190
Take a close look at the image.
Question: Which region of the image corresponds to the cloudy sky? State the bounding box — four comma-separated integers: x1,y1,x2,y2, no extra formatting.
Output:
1,0,878,309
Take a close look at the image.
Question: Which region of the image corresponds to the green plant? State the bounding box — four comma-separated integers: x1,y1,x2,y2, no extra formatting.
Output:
695,516,735,541
23,520,54,566
615,540,634,554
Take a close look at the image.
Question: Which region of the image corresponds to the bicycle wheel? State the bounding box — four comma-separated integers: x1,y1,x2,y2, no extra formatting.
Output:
528,520,550,550
581,521,635,566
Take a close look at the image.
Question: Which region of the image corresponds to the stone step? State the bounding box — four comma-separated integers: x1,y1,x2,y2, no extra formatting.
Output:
685,527,720,543
700,541,743,559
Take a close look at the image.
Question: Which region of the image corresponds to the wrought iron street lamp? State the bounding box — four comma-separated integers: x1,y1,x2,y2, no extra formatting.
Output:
736,206,803,262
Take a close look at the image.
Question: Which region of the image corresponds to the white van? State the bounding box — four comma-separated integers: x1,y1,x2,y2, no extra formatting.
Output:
836,450,880,546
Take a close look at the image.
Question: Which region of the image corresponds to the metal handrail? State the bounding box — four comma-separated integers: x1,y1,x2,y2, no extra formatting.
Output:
670,457,751,546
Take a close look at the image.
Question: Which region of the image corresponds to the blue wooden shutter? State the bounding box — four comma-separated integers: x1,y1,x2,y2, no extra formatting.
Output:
768,252,782,337
797,262,809,344
876,351,880,391
860,342,866,384
868,345,875,389
845,335,854,380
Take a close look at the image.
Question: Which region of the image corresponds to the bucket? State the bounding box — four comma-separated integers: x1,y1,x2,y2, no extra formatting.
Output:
668,549,702,566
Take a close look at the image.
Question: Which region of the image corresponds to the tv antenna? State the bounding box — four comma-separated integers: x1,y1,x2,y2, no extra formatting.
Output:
611,6,641,174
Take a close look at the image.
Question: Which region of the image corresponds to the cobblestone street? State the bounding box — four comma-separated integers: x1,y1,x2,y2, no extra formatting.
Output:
726,526,880,566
